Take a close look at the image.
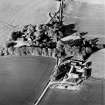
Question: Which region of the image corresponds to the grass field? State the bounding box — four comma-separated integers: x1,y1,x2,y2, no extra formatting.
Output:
0,56,55,105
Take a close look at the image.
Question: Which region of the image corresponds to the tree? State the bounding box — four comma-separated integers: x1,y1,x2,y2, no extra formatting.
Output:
11,31,23,41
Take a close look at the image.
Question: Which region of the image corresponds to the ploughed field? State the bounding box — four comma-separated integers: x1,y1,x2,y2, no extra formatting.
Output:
0,56,55,105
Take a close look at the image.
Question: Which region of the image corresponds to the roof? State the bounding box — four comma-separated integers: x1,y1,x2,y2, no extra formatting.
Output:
61,34,81,42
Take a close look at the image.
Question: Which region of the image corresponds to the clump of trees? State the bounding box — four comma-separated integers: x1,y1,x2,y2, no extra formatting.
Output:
56,31,105,62
0,22,105,60
1,22,63,56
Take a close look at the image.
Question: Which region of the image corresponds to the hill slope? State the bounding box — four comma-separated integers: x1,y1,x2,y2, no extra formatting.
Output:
0,0,105,46
88,49,105,79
